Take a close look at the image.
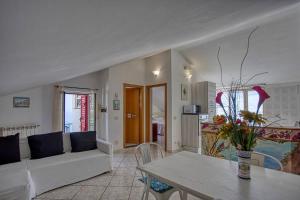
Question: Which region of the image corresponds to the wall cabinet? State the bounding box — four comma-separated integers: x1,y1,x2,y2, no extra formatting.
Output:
191,81,216,122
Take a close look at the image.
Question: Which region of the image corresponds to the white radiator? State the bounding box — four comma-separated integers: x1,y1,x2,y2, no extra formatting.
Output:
0,124,40,138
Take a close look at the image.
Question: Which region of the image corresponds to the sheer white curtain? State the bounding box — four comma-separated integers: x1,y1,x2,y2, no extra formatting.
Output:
52,86,64,132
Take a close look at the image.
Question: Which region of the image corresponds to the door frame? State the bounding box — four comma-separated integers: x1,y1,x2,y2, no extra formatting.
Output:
123,83,144,148
145,83,167,151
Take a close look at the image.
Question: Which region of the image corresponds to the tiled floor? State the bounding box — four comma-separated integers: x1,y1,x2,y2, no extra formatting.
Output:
34,148,200,200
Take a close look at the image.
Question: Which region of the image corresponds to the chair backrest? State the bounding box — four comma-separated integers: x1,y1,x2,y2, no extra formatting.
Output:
135,143,164,166
251,151,283,171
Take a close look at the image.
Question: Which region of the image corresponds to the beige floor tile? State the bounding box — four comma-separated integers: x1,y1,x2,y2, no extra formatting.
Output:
79,175,113,186
101,186,131,200
109,175,134,186
113,161,121,168
113,156,124,162
129,187,155,200
73,186,105,200
34,147,179,200
132,176,144,187
135,170,143,177
37,185,81,199
114,167,136,176
119,161,137,167
122,157,137,162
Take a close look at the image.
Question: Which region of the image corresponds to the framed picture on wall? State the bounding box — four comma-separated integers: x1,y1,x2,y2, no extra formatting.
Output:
181,84,188,101
113,100,120,110
13,97,30,108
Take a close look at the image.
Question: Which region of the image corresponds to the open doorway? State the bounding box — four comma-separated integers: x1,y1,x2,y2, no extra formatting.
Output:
146,83,167,150
64,93,96,132
123,84,144,148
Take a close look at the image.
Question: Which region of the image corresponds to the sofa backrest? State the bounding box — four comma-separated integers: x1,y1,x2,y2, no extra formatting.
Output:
63,132,72,153
19,133,72,159
20,138,30,159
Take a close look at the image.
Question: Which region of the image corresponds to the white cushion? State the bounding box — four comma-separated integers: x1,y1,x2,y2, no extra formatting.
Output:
0,161,34,200
27,149,112,195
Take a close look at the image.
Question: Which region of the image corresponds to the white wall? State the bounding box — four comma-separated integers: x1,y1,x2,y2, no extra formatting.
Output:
0,69,109,138
106,49,191,151
0,50,191,151
177,8,300,128
179,8,300,87
145,50,173,150
107,59,146,150
170,50,191,150
0,86,52,133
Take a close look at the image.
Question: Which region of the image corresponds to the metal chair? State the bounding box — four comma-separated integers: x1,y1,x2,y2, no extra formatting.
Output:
135,143,184,200
251,151,283,170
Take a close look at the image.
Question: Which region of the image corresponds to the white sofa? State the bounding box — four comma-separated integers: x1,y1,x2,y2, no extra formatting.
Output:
0,161,34,200
0,133,113,200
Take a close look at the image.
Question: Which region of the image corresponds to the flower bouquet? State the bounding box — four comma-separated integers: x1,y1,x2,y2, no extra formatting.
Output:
215,86,270,179
212,27,273,179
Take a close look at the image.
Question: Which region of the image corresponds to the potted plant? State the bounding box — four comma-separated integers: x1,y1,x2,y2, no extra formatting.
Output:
215,85,270,179
213,27,272,179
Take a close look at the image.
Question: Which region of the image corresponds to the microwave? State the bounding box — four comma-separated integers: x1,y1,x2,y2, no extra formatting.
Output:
183,105,200,114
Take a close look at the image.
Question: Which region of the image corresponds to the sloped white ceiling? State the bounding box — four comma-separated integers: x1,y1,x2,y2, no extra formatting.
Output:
0,0,299,95
178,4,300,86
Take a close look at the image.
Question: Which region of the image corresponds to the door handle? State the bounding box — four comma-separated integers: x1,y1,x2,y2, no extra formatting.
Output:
127,113,132,119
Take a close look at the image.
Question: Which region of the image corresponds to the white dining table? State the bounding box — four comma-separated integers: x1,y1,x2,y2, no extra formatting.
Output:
137,151,300,200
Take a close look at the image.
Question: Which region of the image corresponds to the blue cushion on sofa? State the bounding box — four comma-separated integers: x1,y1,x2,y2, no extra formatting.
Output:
139,177,173,193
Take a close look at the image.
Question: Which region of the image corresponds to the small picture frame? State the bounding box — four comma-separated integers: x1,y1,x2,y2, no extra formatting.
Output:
181,84,188,101
113,100,120,110
13,97,30,108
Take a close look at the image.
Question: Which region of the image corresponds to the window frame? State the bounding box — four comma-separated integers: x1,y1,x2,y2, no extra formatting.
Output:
63,92,96,133
216,89,263,116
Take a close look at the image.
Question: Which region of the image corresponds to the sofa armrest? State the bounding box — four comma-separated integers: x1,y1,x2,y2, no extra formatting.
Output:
96,139,113,155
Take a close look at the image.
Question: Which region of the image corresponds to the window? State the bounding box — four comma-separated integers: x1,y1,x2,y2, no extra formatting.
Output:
216,91,230,116
64,93,96,133
235,91,244,115
248,90,262,114
216,89,263,116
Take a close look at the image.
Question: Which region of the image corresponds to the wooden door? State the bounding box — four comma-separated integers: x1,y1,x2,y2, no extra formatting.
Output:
125,88,140,145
